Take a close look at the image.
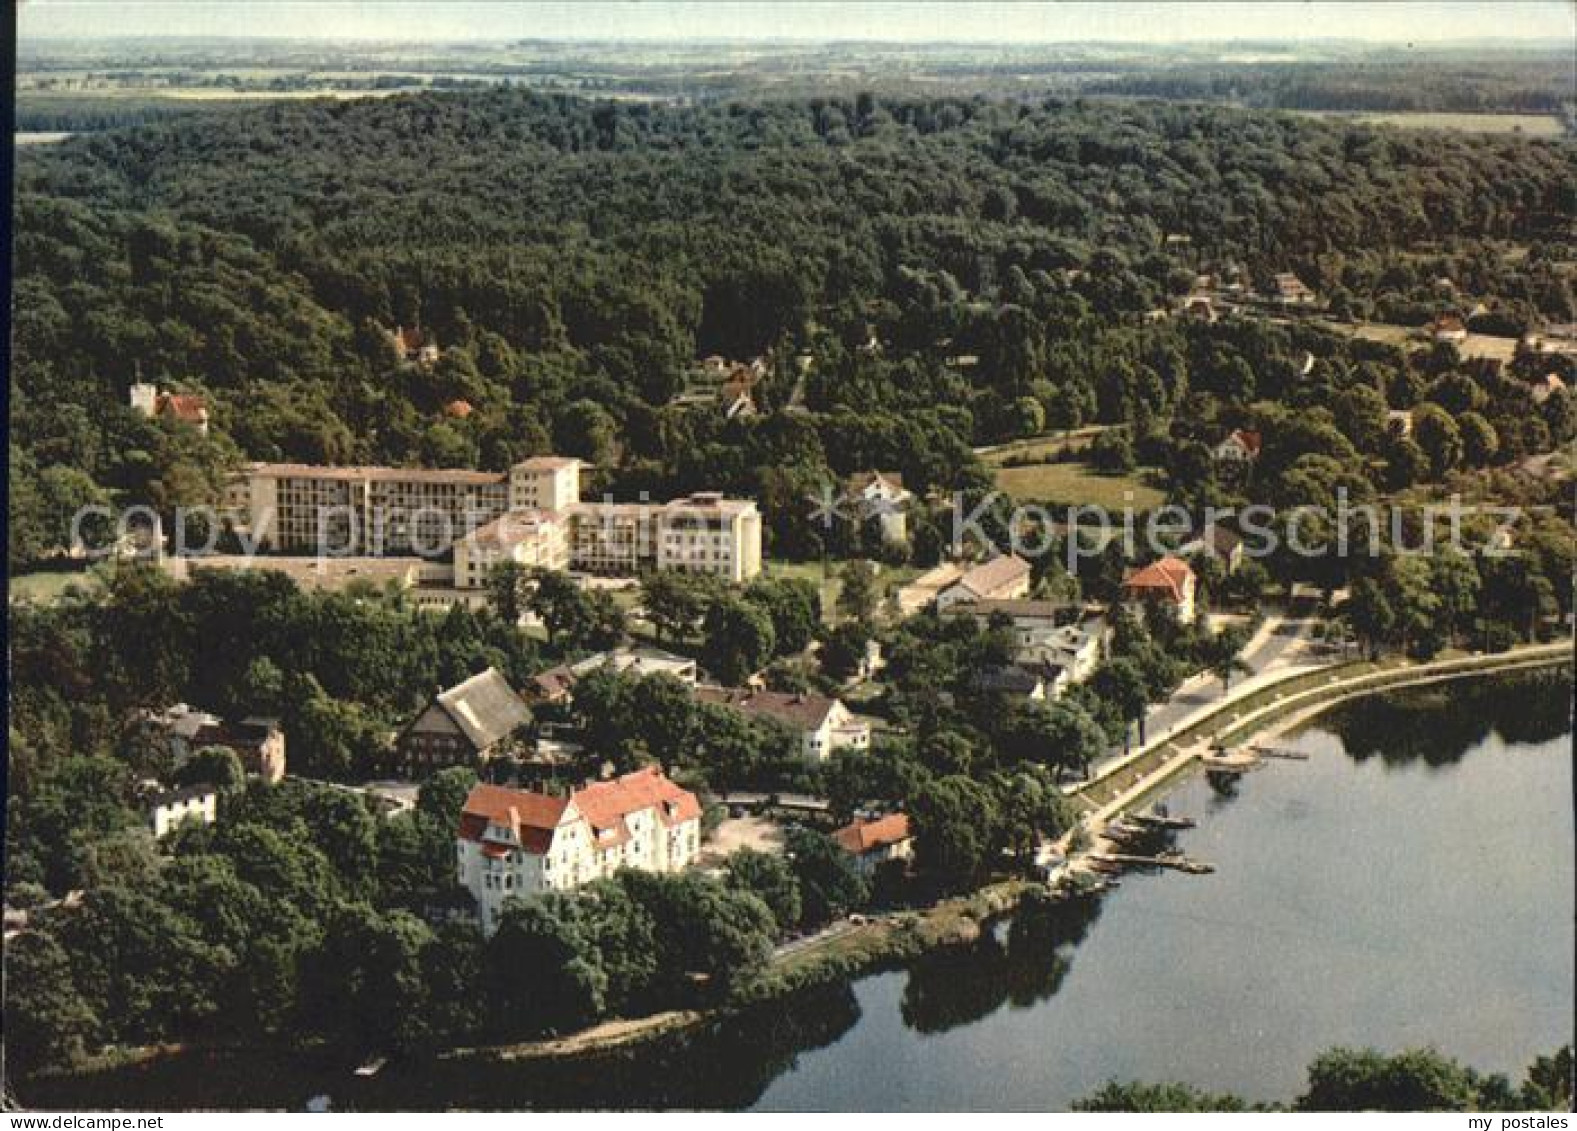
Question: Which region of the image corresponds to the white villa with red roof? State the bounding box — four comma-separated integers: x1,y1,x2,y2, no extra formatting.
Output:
457,768,702,933
1121,555,1198,625
1213,428,1262,464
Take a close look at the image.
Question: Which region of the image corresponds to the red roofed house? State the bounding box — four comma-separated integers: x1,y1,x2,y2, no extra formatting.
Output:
456,768,702,932
130,382,210,436
1213,429,1262,464
390,325,441,366
1430,314,1468,344
1121,555,1198,625
832,813,914,877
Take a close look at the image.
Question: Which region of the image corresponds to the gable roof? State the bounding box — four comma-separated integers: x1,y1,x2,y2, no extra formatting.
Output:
458,782,569,854
953,554,1031,598
1219,429,1262,456
433,668,531,751
847,470,909,496
458,770,699,856
1122,556,1196,604
832,813,912,855
575,767,702,837
694,686,841,731
157,393,208,424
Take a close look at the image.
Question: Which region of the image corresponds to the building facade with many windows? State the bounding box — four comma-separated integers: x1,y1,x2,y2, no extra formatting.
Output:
456,769,702,933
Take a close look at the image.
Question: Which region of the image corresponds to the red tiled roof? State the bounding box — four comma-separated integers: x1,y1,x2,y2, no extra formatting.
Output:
459,771,700,857
1122,556,1195,604
1433,314,1467,334
575,766,702,838
1226,429,1262,456
833,813,912,855
459,783,568,855
392,326,426,353
157,393,208,423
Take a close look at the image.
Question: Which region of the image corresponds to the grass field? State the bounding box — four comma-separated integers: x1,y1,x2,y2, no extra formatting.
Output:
1328,319,1521,364
9,568,99,605
1296,110,1567,137
975,426,1110,465
994,460,1166,511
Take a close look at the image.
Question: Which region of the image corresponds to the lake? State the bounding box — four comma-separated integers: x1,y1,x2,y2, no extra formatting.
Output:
25,671,1573,1110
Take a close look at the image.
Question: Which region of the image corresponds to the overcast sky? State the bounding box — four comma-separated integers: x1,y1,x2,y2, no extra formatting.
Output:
18,1,1577,43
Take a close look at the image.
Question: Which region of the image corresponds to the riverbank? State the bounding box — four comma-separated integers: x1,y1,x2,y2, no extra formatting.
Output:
437,876,1036,1064
452,647,1570,1065
24,648,1568,1092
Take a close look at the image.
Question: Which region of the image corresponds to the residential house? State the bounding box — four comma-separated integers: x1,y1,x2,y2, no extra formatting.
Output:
144,705,286,783
896,561,965,615
831,813,914,878
935,554,1032,612
1430,314,1469,344
528,645,699,706
1122,555,1198,625
1269,273,1317,307
457,767,702,933
148,785,218,838
196,716,287,784
694,687,870,761
130,382,210,435
945,598,1063,649
390,325,441,366
846,471,914,546
1214,429,1262,464
1020,613,1110,684
396,667,532,778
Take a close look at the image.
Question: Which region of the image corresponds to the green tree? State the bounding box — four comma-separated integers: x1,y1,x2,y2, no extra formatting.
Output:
724,848,803,934
2,930,102,1077
909,775,1000,881
1295,1047,1482,1112
783,826,869,926
836,559,880,623
701,597,776,685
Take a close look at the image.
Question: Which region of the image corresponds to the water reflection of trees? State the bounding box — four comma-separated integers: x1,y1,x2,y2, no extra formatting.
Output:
899,894,1104,1036
1327,673,1569,768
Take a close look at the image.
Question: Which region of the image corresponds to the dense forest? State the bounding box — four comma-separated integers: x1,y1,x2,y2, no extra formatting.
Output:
10,88,1577,572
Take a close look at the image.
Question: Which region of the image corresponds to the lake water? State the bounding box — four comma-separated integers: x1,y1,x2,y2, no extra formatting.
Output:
26,671,1574,1110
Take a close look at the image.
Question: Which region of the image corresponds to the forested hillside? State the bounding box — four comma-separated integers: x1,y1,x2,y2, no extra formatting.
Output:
10,88,1577,565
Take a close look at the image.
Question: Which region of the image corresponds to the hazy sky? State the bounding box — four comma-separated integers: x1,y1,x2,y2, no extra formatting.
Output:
18,1,1577,44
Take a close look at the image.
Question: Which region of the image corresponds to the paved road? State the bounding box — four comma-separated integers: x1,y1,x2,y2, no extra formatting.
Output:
1087,609,1323,780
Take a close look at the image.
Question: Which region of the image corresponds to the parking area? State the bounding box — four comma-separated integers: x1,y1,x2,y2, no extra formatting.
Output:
699,814,785,866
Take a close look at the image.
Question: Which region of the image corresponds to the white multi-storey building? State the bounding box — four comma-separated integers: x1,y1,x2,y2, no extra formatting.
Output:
452,509,570,590
230,455,763,585
456,768,702,934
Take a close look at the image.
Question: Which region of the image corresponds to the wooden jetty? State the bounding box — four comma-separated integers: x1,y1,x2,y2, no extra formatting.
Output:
1091,851,1216,875
1250,744,1310,761
1128,812,1197,831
